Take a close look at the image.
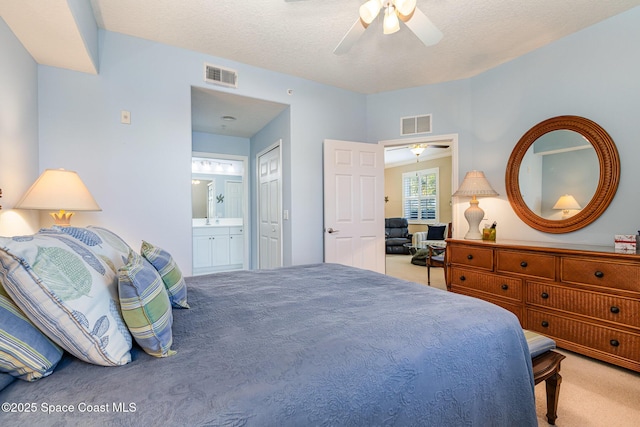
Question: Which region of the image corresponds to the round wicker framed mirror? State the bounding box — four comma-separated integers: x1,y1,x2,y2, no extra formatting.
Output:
505,115,620,233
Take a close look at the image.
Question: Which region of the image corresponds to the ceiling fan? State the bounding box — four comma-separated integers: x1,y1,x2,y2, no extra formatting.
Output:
334,0,443,55
387,143,450,161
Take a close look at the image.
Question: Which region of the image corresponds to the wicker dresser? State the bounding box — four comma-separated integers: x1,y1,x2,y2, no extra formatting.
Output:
446,239,640,372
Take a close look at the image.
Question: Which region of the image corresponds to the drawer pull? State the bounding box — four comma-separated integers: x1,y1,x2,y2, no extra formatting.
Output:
459,275,466,281
520,261,528,268
610,306,620,314
541,321,549,328
501,284,509,290
610,339,620,347
541,292,549,299
467,254,473,260
594,271,604,278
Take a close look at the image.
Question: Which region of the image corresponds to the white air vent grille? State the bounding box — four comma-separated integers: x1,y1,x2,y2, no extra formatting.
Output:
401,114,432,136
204,63,238,88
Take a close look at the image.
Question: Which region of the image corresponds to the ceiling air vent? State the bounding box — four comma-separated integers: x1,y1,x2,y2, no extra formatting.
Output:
401,114,432,136
204,63,238,88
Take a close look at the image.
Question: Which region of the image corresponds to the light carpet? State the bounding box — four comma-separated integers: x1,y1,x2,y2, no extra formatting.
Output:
385,254,640,426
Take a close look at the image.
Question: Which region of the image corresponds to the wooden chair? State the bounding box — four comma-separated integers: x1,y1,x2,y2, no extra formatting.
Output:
426,245,445,286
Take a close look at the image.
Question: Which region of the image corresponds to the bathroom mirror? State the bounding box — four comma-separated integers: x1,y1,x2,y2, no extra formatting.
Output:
191,156,245,221
505,115,620,233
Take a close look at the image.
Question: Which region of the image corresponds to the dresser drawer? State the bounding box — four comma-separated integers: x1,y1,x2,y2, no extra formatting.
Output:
527,309,640,363
527,282,640,329
561,257,640,292
450,286,523,324
448,245,493,270
450,267,522,302
496,250,555,280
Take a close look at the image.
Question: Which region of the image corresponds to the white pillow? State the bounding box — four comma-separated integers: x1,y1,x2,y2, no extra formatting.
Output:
0,234,132,366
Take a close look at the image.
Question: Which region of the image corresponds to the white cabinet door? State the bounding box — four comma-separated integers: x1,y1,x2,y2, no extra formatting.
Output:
193,234,213,270
210,235,230,267
229,228,244,265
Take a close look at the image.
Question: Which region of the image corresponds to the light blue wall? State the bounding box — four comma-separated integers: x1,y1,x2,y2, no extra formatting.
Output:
368,7,640,246
0,18,40,235
5,7,639,268
192,132,250,156
35,30,366,274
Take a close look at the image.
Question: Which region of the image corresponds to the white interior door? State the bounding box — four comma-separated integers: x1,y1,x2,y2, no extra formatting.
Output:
323,139,385,273
258,143,282,269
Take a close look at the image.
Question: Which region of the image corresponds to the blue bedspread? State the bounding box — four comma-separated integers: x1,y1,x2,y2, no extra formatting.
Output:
0,263,536,426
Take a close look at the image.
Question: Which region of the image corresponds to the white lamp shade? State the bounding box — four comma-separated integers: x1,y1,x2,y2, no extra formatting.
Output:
395,0,417,16
15,169,101,211
359,0,382,24
553,194,581,210
383,6,400,34
452,170,499,198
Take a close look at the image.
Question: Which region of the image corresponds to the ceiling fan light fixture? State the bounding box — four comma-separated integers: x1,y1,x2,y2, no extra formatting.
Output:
359,0,382,24
409,145,426,156
383,5,400,34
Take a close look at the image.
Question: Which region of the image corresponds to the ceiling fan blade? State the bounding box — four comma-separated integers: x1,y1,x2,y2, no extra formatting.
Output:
333,19,366,55
403,7,443,47
431,144,450,149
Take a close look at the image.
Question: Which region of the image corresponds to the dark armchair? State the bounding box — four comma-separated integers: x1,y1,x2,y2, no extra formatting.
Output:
385,218,413,254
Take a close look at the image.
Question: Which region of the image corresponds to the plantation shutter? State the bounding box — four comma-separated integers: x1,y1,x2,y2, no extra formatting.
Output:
402,168,439,223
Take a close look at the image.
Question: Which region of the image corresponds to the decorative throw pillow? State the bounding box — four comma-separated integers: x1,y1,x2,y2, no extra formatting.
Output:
0,234,132,367
118,251,176,357
140,241,189,309
0,281,63,381
39,225,132,274
0,372,15,391
426,225,446,240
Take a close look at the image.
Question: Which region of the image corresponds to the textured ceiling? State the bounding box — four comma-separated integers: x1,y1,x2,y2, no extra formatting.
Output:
3,0,639,160
88,0,640,94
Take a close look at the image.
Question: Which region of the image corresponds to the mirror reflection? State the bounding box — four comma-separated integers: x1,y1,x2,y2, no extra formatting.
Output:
518,130,598,220
191,157,244,225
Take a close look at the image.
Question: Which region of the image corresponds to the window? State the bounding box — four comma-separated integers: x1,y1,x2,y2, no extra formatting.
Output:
402,167,439,223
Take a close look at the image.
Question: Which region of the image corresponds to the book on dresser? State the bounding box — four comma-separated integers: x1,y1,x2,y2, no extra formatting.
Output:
445,238,640,372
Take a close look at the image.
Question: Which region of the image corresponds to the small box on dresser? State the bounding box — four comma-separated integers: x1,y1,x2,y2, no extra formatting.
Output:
446,239,640,372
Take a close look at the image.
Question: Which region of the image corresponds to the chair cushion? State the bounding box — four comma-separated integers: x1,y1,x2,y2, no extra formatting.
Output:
385,218,408,228
426,225,447,240
524,329,556,358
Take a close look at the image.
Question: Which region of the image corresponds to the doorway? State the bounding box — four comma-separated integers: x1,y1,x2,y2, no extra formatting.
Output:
191,152,249,274
381,134,460,280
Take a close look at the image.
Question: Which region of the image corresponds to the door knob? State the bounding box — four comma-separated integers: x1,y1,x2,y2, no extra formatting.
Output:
327,228,339,234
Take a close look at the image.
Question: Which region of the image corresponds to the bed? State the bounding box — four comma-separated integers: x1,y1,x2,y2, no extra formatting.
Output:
1,230,536,426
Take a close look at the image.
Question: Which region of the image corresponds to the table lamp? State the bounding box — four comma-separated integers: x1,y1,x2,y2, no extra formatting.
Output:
553,194,581,219
452,170,499,239
15,168,101,226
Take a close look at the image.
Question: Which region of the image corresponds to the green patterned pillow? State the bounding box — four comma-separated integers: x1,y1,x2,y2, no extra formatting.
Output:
140,241,189,309
40,226,133,274
0,281,63,381
0,234,132,367
118,251,176,357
